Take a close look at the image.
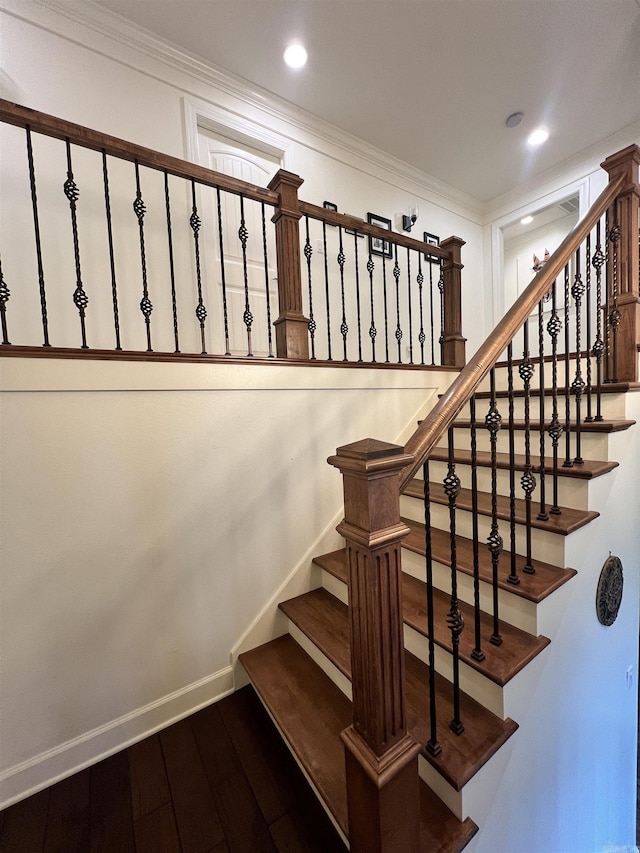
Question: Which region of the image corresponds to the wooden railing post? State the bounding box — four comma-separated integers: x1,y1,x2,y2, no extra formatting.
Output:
440,235,466,367
328,438,421,853
267,169,310,360
601,144,640,383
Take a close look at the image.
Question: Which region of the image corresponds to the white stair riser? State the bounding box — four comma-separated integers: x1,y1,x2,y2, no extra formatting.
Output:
454,391,628,420
418,756,464,820
477,352,604,394
437,427,610,462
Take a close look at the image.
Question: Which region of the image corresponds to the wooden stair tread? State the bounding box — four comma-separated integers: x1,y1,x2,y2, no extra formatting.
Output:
240,634,479,852
405,479,598,535
428,447,618,479
279,589,518,791
451,418,636,433
400,520,577,604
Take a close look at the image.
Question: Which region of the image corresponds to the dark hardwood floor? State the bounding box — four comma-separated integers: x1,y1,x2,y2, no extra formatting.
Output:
0,686,347,853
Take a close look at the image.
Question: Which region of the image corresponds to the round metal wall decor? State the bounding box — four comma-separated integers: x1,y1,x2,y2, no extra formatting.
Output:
596,555,623,626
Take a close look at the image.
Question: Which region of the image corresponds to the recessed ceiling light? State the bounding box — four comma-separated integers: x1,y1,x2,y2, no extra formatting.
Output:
521,215,534,225
527,127,549,147
283,43,307,69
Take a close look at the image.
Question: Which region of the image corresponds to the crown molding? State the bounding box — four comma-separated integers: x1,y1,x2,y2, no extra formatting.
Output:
2,0,484,224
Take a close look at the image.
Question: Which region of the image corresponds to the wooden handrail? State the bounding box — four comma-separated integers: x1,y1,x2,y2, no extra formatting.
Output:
399,173,626,491
0,99,279,205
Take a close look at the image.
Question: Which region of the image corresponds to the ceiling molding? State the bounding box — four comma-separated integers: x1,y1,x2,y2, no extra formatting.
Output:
5,0,484,223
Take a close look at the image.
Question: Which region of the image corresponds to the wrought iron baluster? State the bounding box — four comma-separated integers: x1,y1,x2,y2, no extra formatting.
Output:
584,233,593,422
422,462,442,757
520,323,536,574
438,264,445,364
26,126,50,346
444,427,464,734
562,264,572,467
608,202,622,383
382,255,390,362
603,210,611,382
537,302,548,520
133,161,153,352
238,196,253,356
261,202,274,358
337,227,348,360
417,256,425,365
393,245,402,363
0,256,10,345
546,279,563,515
429,260,435,365
216,187,231,356
190,181,207,355
367,252,377,362
485,368,503,645
506,343,519,585
571,248,585,463
469,396,485,660
322,220,332,360
102,151,121,350
354,231,363,362
63,140,89,348
163,172,179,353
303,216,315,359
406,247,414,364
591,220,605,420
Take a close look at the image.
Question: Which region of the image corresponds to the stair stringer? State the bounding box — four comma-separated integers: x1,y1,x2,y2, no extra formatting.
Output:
459,392,640,853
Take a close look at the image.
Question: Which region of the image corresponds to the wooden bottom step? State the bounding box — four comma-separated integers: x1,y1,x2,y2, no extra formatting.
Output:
240,634,479,853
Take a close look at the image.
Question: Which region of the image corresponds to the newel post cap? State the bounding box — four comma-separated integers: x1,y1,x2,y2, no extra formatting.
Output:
328,438,414,475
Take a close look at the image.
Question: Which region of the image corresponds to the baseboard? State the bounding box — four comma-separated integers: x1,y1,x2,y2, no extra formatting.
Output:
0,665,234,809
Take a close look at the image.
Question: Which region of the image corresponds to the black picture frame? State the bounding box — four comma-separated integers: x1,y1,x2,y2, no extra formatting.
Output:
424,232,440,264
323,200,338,213
367,213,393,258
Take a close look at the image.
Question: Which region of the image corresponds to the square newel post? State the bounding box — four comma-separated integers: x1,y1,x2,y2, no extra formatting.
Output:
268,169,310,360
440,235,467,368
328,438,422,853
601,144,640,382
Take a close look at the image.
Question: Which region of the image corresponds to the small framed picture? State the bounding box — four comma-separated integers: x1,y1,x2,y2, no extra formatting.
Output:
368,213,393,258
424,232,440,263
323,200,338,213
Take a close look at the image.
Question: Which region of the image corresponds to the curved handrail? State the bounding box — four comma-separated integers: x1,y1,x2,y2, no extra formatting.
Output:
399,173,626,491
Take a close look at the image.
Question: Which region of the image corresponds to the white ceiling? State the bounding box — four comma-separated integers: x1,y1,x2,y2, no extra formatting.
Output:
93,0,640,203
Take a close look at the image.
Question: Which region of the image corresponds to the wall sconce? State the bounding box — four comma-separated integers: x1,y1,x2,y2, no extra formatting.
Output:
402,205,419,232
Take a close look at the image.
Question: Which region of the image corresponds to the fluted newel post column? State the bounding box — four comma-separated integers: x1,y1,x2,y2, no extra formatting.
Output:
267,169,310,360
328,438,421,853
601,144,640,382
440,235,467,367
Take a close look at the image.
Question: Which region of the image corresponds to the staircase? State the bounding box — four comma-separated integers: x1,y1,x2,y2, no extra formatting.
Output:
240,361,637,850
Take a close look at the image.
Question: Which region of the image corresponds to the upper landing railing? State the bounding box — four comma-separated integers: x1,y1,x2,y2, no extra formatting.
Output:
0,100,465,368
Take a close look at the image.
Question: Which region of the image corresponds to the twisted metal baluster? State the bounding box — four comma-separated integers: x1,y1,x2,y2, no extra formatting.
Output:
584,233,593,422
102,152,122,351
406,247,414,364
322,221,332,360
485,368,503,646
519,323,536,574
562,264,572,467
429,260,436,365
238,196,253,356
417,257,426,365
0,256,10,345
444,427,464,734
603,210,611,382
438,264,445,364
190,181,207,355
506,343,519,585
133,161,153,352
393,246,402,363
546,279,563,515
26,126,50,346
423,462,442,757
215,187,231,356
469,396,485,661
163,172,179,353
382,254,390,362
367,253,377,362
608,203,622,383
338,227,348,360
537,302,548,521
261,202,274,358
303,216,316,359
63,140,89,348
354,231,363,362
571,247,586,463
591,220,605,418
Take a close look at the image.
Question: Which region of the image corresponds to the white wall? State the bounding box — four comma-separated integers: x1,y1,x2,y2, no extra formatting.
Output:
0,356,455,805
